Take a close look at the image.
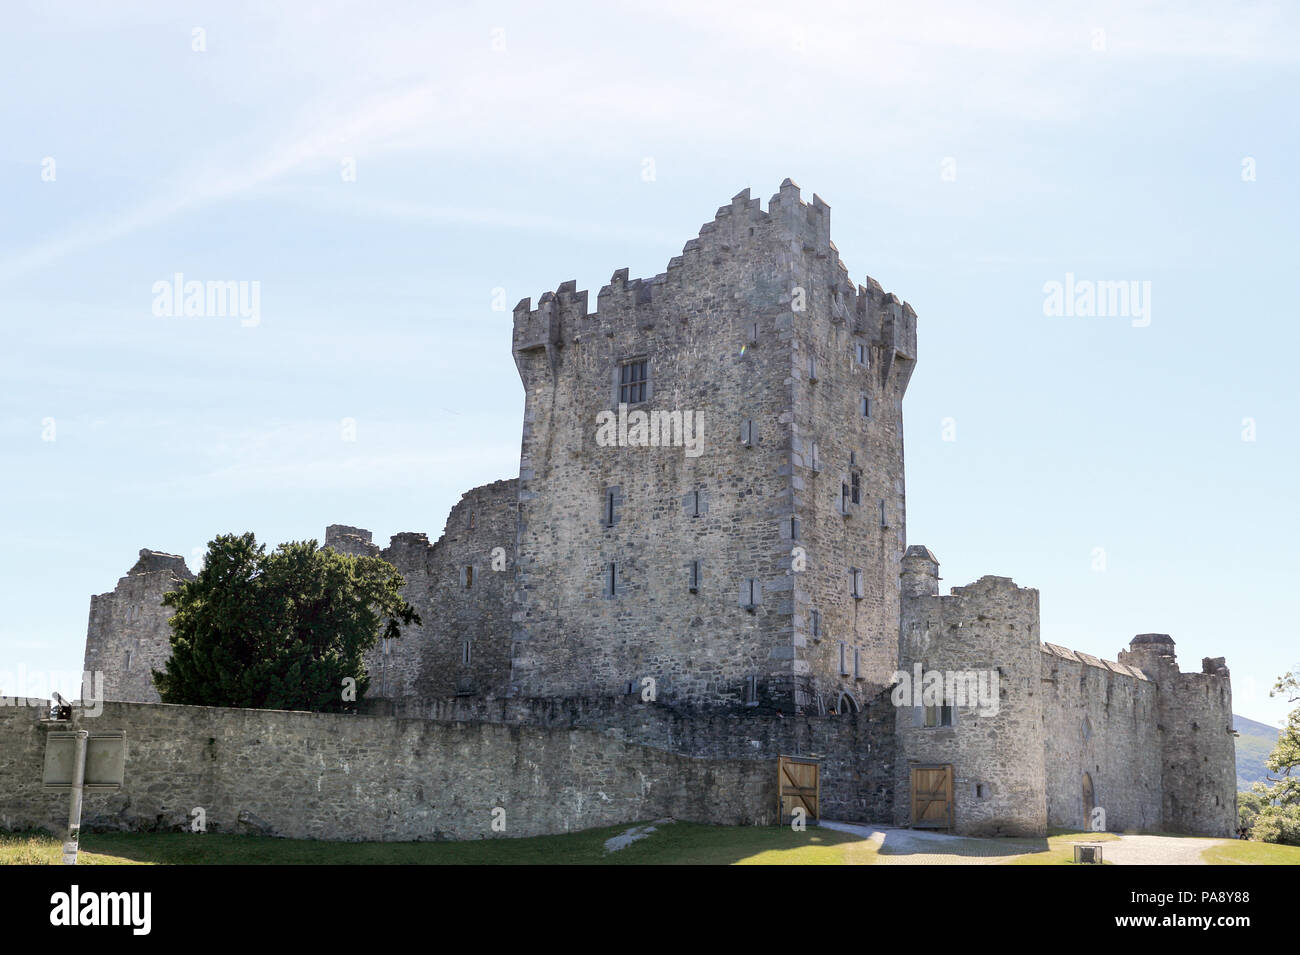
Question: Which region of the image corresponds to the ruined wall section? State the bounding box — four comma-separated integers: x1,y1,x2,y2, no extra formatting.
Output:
333,482,518,705
358,530,434,702
323,524,380,558
82,550,194,703
413,478,517,699
896,551,1046,837
1119,635,1236,836
1039,644,1161,832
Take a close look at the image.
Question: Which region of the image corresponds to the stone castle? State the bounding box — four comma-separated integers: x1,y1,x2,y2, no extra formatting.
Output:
79,181,1237,838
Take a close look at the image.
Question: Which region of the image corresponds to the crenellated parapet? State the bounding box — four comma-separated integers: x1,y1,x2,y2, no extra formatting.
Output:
512,181,917,392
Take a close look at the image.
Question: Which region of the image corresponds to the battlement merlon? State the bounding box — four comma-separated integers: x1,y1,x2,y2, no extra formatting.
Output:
511,182,918,379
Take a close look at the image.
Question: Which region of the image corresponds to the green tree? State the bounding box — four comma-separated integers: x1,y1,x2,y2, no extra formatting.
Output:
1247,670,1300,845
152,533,420,712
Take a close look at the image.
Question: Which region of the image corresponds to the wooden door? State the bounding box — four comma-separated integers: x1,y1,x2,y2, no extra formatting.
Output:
778,755,820,825
911,765,953,829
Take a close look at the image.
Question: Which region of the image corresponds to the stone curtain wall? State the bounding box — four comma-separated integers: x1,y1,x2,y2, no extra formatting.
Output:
1039,646,1162,833
0,700,778,842
381,691,898,824
82,550,194,704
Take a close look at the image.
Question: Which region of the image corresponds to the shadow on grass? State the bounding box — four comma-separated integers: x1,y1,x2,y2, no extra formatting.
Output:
3,822,873,866
873,830,1051,859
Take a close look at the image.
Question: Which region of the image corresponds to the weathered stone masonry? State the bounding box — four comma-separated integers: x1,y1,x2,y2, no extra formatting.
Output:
0,700,777,841
511,181,913,712
82,550,193,704
70,181,1236,840
897,546,1236,837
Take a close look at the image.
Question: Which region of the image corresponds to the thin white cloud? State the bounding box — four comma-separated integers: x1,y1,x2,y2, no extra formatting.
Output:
274,186,683,246
3,0,1294,283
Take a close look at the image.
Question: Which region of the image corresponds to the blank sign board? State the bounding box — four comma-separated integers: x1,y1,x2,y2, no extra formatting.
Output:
42,732,126,790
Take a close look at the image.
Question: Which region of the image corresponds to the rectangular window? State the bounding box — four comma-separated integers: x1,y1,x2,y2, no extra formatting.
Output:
810,442,821,471
692,490,701,517
855,342,868,366
810,609,821,639
808,355,818,381
124,649,133,671
860,395,871,418
853,648,861,680
619,359,649,404
468,510,476,530
464,565,474,589
841,482,851,514
741,419,756,446
605,562,618,597
745,675,758,704
850,471,861,505
689,559,701,593
789,515,800,540
839,642,849,676
879,499,887,527
924,705,954,728
849,450,856,466
462,641,472,665
851,567,864,599
741,578,761,609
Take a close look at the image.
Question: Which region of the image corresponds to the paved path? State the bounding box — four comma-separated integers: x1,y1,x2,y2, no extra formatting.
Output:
821,821,1230,865
821,822,1036,864
1098,834,1224,866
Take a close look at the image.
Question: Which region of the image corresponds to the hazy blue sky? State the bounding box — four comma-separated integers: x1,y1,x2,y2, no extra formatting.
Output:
2,1,1296,725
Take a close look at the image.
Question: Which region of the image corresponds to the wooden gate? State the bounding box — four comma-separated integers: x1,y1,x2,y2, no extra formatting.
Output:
777,755,820,825
911,764,954,829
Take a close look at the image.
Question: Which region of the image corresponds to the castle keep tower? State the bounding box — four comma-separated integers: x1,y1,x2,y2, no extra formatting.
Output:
510,181,916,710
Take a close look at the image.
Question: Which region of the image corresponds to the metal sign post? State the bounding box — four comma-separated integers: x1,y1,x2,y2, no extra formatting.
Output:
63,730,88,865
42,716,126,865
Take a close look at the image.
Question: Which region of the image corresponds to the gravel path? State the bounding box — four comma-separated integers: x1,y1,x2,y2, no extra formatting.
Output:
821,822,1037,864
1098,834,1225,866
820,821,1231,865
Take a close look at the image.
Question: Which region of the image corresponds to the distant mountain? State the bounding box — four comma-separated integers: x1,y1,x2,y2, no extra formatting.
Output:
1235,714,1283,791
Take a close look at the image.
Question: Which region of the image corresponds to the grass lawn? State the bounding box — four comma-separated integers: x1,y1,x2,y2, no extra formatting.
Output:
10,824,1292,865
1201,840,1300,865
0,822,879,866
